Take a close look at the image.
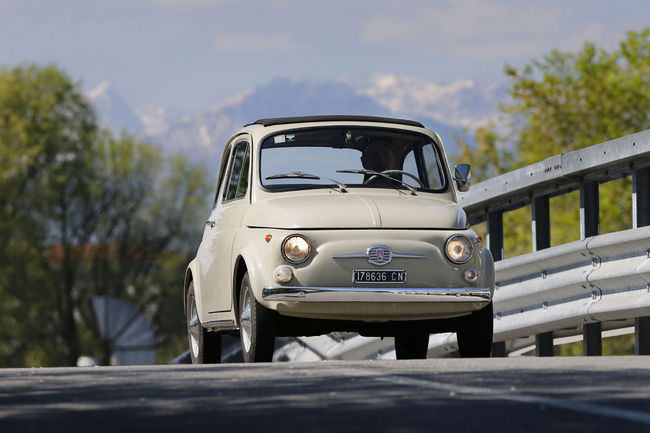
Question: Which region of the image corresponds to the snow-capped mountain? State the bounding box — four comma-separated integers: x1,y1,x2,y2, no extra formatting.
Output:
139,79,455,167
87,80,144,135
345,74,505,129
87,76,502,169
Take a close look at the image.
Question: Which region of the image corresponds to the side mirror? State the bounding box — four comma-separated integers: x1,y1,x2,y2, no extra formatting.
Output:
454,164,471,192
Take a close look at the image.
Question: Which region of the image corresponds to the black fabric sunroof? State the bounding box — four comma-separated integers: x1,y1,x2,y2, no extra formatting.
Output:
246,115,424,128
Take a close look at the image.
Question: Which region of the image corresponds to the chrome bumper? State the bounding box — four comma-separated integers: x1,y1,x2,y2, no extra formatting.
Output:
261,286,491,303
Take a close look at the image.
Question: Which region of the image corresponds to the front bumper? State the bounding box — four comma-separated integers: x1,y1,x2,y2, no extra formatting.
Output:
262,285,491,303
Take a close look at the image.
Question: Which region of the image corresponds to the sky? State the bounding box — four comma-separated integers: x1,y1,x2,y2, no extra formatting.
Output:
0,0,648,112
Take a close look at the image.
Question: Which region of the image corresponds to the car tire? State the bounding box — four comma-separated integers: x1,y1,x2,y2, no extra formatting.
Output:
394,332,429,359
186,281,222,364
239,272,276,362
457,302,494,358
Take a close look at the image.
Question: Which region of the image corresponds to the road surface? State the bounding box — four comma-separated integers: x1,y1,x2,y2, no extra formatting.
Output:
2,357,650,432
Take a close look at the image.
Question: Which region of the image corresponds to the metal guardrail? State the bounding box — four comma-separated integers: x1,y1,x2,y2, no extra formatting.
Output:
427,226,650,357
272,129,650,359
494,227,650,336
461,128,650,356
459,129,650,225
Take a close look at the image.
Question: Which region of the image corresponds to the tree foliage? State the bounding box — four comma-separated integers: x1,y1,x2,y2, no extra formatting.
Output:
504,28,649,244
504,28,646,246
503,28,650,165
456,27,650,174
0,64,210,366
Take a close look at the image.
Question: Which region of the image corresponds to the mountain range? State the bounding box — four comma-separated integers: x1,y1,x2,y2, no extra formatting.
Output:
88,75,505,170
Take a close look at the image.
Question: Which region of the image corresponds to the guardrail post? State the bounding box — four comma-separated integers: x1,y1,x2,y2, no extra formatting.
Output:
633,167,650,228
536,332,554,357
532,196,553,356
633,167,650,355
583,323,602,356
580,181,603,355
580,180,600,239
532,196,550,251
487,210,503,262
491,341,506,357
636,317,650,355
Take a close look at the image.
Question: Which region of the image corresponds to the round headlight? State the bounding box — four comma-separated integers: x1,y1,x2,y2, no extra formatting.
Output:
282,235,311,264
445,235,474,264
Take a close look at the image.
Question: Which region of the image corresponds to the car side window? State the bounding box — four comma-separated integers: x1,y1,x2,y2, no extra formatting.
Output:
235,145,250,199
223,141,250,203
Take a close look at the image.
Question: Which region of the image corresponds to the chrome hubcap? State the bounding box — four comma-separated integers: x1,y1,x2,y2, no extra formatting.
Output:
188,296,200,358
240,287,252,353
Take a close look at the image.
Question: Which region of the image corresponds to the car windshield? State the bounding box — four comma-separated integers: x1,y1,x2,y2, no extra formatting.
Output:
260,127,447,192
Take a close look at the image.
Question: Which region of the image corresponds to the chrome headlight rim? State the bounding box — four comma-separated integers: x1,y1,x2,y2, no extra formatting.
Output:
445,234,474,264
281,234,312,264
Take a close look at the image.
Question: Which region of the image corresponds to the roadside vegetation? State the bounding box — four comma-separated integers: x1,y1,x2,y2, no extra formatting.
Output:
0,65,211,366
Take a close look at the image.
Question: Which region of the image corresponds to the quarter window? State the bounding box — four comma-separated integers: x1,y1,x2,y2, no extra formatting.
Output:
223,141,250,202
235,146,250,198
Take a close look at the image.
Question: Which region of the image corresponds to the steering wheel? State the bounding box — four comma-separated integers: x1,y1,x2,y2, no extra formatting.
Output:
363,170,424,187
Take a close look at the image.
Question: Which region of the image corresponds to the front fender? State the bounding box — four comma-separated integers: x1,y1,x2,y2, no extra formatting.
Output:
480,246,496,298
233,228,286,308
235,239,268,305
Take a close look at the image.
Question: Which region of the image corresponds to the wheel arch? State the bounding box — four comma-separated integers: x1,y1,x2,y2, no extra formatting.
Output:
183,269,192,315
184,259,201,317
233,255,249,322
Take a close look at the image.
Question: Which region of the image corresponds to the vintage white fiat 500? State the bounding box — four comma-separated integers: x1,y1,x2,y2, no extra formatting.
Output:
184,115,494,363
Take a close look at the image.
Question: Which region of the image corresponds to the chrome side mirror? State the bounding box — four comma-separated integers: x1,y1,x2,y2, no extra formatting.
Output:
454,164,471,192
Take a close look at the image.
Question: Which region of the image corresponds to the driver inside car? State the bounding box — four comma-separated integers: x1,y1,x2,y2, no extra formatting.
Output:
360,139,398,184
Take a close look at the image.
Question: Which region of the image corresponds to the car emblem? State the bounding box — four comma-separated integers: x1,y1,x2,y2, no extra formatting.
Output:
367,246,392,265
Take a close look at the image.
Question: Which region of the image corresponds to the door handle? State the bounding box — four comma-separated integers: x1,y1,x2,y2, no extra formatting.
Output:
205,220,215,228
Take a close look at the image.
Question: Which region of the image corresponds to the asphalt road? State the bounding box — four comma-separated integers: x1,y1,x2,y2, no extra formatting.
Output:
2,357,650,433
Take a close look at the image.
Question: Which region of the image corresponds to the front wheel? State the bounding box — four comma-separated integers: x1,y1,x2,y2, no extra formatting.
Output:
457,303,493,358
186,282,222,364
239,272,276,362
395,332,429,359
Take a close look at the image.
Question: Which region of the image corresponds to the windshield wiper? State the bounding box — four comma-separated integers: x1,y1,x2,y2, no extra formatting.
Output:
336,169,418,196
266,172,348,193
265,171,320,180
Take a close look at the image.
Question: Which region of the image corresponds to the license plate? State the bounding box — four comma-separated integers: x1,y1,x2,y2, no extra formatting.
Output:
353,269,406,284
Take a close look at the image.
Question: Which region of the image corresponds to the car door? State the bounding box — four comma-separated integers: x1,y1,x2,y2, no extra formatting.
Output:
198,138,251,314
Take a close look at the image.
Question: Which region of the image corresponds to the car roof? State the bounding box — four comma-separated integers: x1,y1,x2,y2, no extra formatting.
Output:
245,115,424,128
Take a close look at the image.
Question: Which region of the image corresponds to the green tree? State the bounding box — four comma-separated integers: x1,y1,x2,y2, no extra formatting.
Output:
503,27,650,164
456,27,650,178
0,64,210,366
81,134,210,364
0,64,97,366
501,28,649,245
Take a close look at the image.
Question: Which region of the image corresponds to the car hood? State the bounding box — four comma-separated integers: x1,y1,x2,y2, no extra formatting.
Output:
244,190,467,229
